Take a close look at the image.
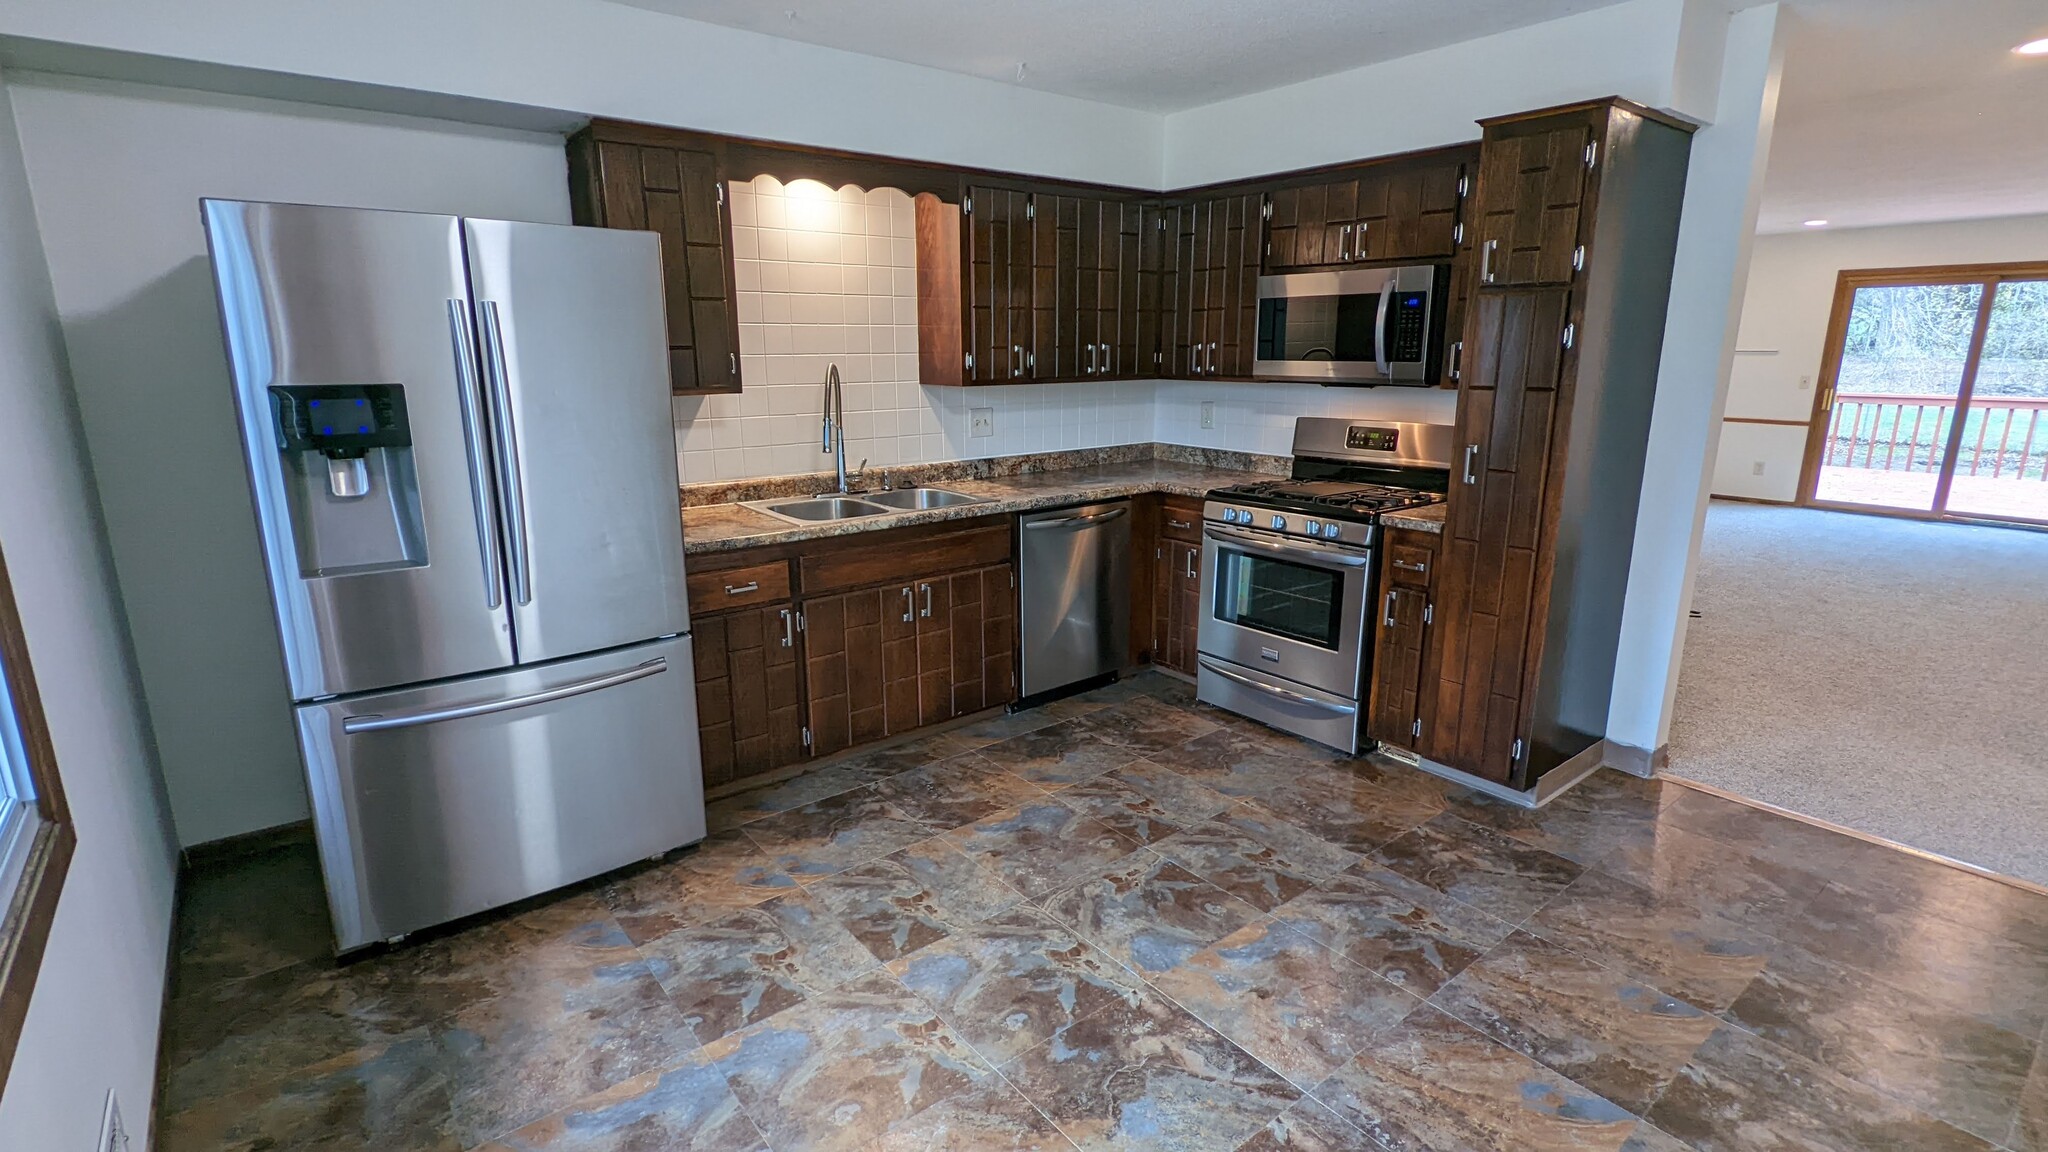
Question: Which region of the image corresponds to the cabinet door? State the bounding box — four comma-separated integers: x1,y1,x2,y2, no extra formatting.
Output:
912,574,955,724
586,142,741,394
1432,288,1570,783
692,604,805,788
1137,203,1173,378
1471,125,1590,289
1369,584,1429,748
1073,198,1104,379
1387,160,1464,262
1216,194,1263,378
882,583,922,734
1155,539,1203,676
934,564,1017,717
1170,204,1201,376
1111,202,1143,379
969,187,1032,382
804,588,892,759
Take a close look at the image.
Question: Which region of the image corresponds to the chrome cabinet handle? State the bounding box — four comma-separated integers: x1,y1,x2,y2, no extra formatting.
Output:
1356,220,1368,259
1207,342,1217,374
1463,444,1480,485
1198,658,1357,715
343,658,666,734
1086,343,1096,374
1393,559,1428,573
1384,590,1398,627
724,581,759,596
446,300,504,610
1167,519,1193,530
1185,550,1197,580
1449,340,1464,381
1191,342,1203,375
729,351,738,376
477,300,532,606
1338,223,1352,261
779,607,794,648
1012,344,1023,377
901,586,915,623
919,582,933,618
1480,238,1499,284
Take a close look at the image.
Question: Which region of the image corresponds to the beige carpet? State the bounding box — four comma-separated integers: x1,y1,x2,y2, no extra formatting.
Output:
1670,501,2048,887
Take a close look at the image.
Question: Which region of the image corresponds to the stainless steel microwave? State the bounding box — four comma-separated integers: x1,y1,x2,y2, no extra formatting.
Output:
1254,264,1449,386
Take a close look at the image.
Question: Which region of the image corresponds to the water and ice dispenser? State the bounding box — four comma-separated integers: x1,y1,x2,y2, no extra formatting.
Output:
269,384,429,577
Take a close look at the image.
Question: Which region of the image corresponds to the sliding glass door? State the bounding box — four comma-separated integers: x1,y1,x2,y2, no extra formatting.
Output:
1805,264,2048,526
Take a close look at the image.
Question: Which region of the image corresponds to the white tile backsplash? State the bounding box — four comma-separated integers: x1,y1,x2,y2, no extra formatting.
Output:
671,175,1457,483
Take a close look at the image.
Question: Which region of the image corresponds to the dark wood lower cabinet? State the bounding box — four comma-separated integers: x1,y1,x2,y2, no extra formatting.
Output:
1367,528,1439,750
1150,496,1206,676
692,602,806,790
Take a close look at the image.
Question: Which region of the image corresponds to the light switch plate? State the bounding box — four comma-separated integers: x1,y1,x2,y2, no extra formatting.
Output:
970,408,994,438
1200,401,1216,429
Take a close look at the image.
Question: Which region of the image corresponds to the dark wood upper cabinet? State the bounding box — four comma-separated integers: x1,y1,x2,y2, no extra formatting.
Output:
1264,154,1468,271
1426,97,1695,790
1173,193,1261,379
568,127,742,395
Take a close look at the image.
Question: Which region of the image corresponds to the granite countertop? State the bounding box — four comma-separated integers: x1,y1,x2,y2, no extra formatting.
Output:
682,460,1268,554
1381,502,1448,534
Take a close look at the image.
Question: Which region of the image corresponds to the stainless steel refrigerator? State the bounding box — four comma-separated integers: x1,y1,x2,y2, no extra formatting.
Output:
201,199,705,952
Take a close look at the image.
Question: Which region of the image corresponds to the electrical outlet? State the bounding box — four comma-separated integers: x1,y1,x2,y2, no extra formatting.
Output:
99,1091,128,1152
1751,461,1766,476
1200,401,1215,429
969,407,994,438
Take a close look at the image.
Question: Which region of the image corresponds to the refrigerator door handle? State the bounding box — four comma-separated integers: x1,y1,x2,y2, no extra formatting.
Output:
477,300,533,606
341,657,667,734
446,300,505,609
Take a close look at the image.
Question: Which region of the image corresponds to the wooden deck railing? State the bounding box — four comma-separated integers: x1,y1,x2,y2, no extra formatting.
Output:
1824,392,2048,481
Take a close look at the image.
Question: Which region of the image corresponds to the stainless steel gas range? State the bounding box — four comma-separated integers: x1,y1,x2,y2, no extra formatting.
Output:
1196,416,1455,754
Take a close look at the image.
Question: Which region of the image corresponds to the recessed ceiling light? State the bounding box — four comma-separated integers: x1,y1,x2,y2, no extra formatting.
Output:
1803,219,1829,227
2016,37,2048,56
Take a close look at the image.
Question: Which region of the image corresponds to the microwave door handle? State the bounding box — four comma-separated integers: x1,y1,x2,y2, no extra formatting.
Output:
1374,280,1395,377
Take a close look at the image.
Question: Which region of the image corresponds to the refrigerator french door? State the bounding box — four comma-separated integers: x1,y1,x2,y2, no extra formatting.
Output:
203,200,704,951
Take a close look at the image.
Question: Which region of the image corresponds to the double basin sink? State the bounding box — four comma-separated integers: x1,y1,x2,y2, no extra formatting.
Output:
743,486,988,525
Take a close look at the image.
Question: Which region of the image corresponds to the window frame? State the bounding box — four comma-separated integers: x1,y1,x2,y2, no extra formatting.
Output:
0,539,75,1095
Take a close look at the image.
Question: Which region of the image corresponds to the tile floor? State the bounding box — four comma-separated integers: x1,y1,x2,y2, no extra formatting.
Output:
158,673,2048,1151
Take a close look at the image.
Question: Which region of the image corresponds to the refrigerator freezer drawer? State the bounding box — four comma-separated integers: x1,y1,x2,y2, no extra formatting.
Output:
295,634,705,952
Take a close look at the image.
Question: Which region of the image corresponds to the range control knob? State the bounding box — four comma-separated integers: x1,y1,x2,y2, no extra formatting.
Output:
1305,519,1322,535
1324,523,1343,539
1270,515,1287,531
1226,508,1244,524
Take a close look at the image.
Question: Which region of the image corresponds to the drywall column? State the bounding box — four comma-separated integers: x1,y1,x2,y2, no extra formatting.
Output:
1606,3,1786,761
0,68,177,1150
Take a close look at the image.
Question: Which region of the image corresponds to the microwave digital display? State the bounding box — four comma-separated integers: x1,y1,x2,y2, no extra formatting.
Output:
1346,427,1399,452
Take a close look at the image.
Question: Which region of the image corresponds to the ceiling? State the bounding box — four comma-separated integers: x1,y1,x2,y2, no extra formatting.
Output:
611,0,1635,113
1756,0,2048,232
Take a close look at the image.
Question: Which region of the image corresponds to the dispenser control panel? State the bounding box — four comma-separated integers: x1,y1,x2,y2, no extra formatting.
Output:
271,384,411,456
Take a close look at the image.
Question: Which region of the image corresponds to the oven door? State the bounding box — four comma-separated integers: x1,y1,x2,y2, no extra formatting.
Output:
1197,522,1372,698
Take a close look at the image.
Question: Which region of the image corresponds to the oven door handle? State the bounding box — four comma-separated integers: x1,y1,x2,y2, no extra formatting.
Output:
1199,658,1358,715
1373,279,1395,377
1203,524,1372,568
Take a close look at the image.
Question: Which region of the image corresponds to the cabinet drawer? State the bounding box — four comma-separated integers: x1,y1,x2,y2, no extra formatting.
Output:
1160,498,1205,543
1386,540,1435,588
688,560,791,612
801,522,1012,596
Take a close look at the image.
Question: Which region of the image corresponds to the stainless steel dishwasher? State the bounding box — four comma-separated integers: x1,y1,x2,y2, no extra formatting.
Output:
1017,499,1132,700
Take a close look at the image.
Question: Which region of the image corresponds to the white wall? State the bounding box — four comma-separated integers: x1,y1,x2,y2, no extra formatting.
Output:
0,0,1162,189
1152,381,1457,456
1161,0,1699,187
678,176,1154,483
1712,212,2048,502
0,68,177,1152
1607,3,1785,754
8,74,574,846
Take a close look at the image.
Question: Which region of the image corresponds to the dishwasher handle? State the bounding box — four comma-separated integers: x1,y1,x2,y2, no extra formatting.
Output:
1024,506,1130,530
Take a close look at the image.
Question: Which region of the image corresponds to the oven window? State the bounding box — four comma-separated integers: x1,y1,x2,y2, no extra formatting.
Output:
1256,294,1379,363
1214,548,1346,649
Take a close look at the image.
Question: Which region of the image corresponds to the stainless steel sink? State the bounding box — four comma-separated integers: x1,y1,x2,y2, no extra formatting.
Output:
860,487,988,511
748,496,891,523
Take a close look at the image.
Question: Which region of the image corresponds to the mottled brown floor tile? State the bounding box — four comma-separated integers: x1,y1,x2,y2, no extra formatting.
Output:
703,970,994,1152
1214,805,1363,882
856,1075,1076,1151
1124,670,1198,707
888,906,1145,1066
942,799,1144,898
1173,727,1342,805
2015,1034,2048,1151
1648,1024,1997,1151
1721,940,2037,1145
807,837,1027,964
832,730,986,780
1777,879,2048,1037
874,752,1049,829
705,763,879,831
1370,812,1583,925
1153,818,1329,912
433,968,700,1146
1052,760,1236,844
1441,787,1665,869
977,720,1146,786
949,707,1064,747
1591,823,1826,934
1233,1096,1386,1152
1149,917,1419,1089
1430,930,1718,1115
1040,851,1264,976
1617,1121,1693,1152
1003,991,1302,1152
1658,787,1898,879
1525,870,1771,1013
1275,863,1515,997
601,832,798,945
1325,754,1461,810
1310,1005,1637,1152
1075,693,1222,755
158,1030,460,1152
1249,768,1444,856
740,784,940,882
640,889,879,1043
1827,849,2048,957
473,1044,767,1152
172,841,332,992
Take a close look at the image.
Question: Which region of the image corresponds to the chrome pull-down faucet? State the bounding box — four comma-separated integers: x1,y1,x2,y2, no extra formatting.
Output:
821,363,851,494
